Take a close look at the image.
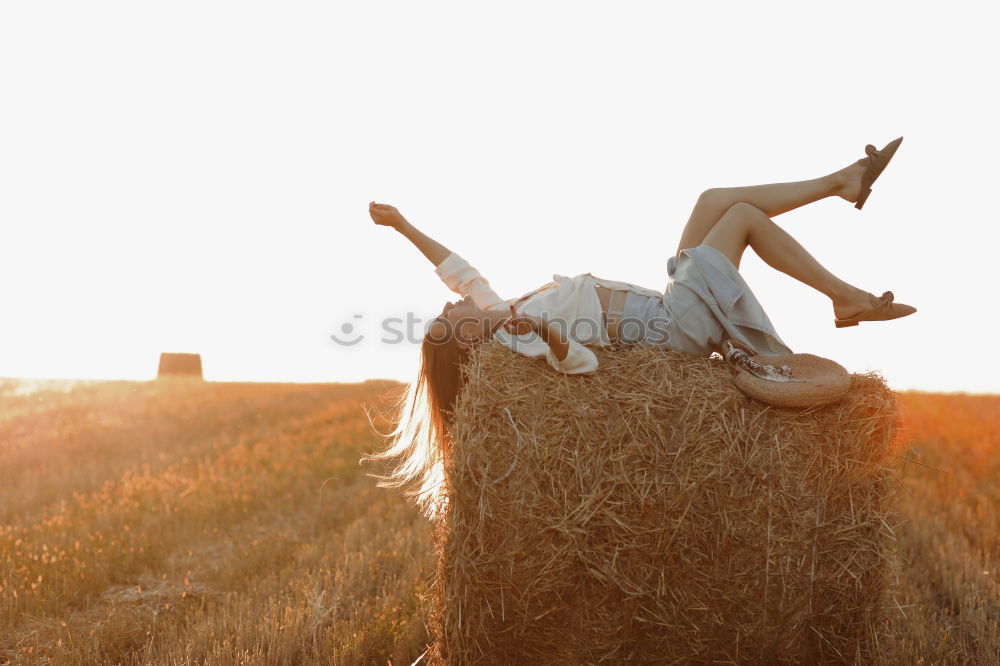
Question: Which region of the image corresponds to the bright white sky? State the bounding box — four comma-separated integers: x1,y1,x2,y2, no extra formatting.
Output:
1,1,997,393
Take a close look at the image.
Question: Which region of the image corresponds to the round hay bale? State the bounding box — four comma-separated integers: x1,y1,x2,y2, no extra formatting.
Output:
427,340,902,665
156,352,203,379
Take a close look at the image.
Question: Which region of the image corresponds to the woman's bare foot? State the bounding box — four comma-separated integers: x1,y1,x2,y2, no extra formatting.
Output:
830,162,867,204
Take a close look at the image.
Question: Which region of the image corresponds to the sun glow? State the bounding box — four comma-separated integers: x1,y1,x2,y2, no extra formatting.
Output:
1,1,996,393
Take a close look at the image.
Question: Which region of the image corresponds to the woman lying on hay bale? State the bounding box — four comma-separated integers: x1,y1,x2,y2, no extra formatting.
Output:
365,137,915,517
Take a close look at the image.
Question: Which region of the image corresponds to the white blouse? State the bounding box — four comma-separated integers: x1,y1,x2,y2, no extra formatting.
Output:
433,252,665,375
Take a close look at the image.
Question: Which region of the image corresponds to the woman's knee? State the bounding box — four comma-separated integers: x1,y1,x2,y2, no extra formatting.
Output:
712,202,759,234
722,201,764,219
697,188,730,212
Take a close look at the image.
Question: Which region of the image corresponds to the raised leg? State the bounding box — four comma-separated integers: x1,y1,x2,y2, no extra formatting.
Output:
702,202,873,320
674,162,867,256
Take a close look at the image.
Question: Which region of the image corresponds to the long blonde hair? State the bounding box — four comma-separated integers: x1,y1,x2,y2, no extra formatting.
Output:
361,326,468,522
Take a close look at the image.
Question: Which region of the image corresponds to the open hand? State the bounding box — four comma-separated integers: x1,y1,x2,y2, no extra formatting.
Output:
369,202,407,229
502,305,543,336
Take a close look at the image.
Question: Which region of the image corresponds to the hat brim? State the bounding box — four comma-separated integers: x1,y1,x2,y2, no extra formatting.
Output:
735,353,851,408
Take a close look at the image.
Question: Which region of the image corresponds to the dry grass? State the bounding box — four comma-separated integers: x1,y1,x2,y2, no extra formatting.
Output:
0,369,997,664
0,378,434,665
884,392,1000,663
428,342,901,664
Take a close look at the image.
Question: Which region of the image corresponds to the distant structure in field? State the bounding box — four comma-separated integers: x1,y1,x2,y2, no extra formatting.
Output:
157,352,204,380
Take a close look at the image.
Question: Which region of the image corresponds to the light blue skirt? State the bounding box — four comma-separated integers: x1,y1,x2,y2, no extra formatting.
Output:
617,245,793,357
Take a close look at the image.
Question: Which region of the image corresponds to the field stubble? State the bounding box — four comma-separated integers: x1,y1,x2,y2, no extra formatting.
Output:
0,379,996,664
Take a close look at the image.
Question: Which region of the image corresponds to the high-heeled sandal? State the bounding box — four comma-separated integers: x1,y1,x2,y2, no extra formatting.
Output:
834,291,917,328
854,136,904,210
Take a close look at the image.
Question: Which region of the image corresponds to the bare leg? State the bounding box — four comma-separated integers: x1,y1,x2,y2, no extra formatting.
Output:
674,162,867,256
702,202,872,320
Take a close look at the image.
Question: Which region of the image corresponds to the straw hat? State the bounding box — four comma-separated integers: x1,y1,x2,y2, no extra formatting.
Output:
722,340,851,408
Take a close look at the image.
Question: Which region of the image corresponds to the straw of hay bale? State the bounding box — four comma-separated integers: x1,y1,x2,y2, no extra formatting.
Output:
156,352,203,379
427,340,902,665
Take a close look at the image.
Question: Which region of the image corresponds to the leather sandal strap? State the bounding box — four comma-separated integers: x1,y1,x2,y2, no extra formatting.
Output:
858,291,895,321
858,143,890,186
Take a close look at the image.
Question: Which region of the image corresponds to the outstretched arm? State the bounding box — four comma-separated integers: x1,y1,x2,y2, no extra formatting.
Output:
369,202,451,267
370,201,507,310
